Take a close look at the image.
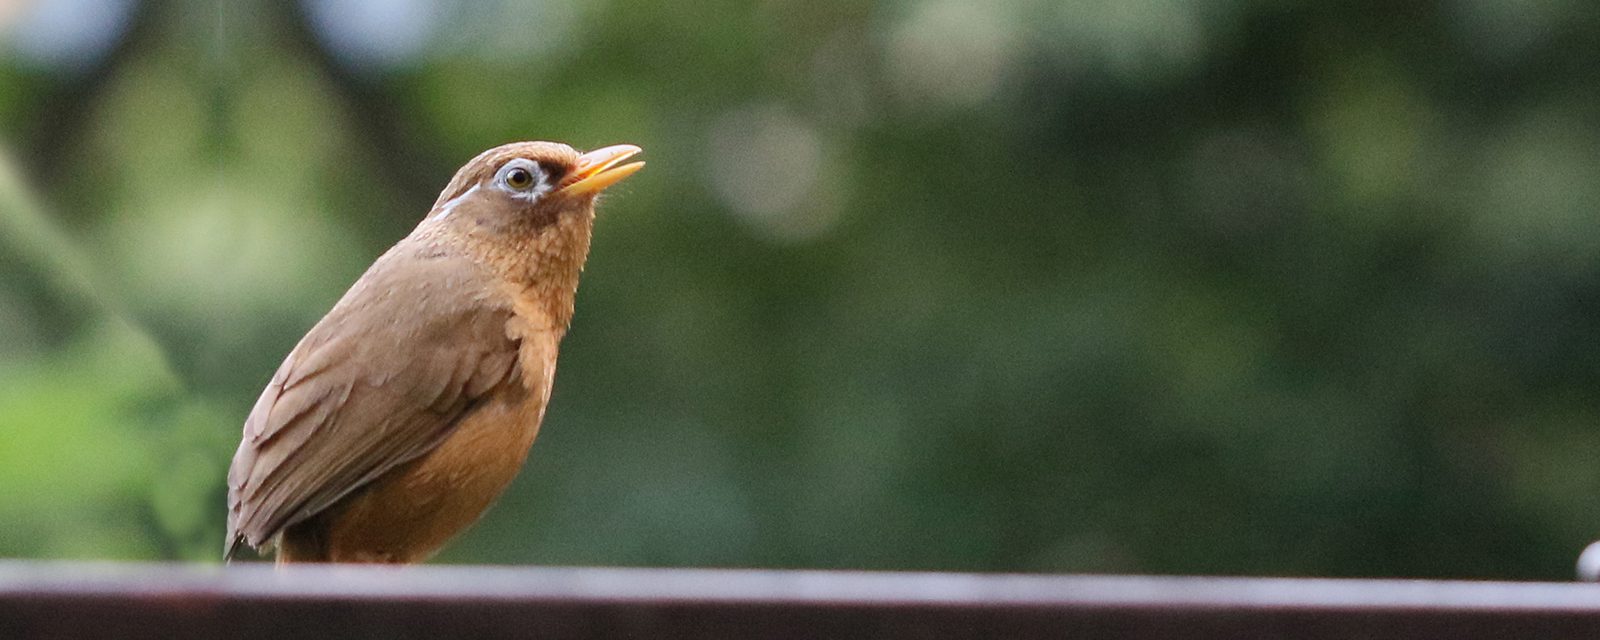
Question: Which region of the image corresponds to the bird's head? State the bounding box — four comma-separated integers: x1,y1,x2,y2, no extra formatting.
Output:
425,141,644,236
415,141,643,323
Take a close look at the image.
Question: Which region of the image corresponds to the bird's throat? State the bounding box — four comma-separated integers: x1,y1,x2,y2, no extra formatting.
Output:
490,210,595,332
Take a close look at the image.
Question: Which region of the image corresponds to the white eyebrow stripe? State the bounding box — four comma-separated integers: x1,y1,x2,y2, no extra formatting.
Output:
429,184,481,221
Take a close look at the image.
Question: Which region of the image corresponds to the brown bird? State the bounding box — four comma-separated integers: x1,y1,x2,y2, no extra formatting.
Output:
225,141,643,564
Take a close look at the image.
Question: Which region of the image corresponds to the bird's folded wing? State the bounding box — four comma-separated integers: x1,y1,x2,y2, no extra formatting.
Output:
225,249,521,555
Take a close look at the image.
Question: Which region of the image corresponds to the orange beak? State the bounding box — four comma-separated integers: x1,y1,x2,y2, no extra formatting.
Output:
558,144,645,198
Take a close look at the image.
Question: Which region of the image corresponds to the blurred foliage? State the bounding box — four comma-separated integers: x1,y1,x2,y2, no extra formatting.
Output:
2,0,1600,579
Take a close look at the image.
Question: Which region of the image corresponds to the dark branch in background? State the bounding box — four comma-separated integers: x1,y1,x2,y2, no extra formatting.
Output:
11,0,454,394
5,0,164,350
27,0,442,214
26,0,160,189
270,0,445,213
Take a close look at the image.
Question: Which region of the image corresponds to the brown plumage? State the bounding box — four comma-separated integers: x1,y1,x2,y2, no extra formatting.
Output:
225,141,643,564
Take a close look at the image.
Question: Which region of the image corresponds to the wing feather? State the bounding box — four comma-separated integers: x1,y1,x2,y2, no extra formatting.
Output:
226,244,521,556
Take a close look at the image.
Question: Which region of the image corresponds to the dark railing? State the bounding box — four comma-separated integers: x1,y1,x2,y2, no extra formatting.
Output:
3,562,1600,639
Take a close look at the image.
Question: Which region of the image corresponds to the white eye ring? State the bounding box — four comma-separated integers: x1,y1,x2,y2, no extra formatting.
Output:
493,159,551,200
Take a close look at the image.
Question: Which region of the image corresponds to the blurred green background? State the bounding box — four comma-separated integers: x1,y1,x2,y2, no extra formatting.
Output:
1,0,1599,578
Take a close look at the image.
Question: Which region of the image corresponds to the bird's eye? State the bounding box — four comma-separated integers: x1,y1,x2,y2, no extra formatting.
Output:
494,159,550,197
505,167,535,190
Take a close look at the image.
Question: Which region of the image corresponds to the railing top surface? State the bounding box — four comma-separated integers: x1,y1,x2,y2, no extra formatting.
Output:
1,561,1596,611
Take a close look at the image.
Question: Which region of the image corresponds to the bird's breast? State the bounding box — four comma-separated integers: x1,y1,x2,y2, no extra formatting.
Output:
306,337,558,563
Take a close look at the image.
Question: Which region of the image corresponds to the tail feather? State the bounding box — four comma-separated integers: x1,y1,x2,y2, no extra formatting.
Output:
224,534,246,563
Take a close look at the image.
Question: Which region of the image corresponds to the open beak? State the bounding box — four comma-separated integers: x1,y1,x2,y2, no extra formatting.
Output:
558,144,645,198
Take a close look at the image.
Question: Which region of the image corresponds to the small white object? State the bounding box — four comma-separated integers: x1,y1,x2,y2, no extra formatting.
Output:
1576,541,1600,582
